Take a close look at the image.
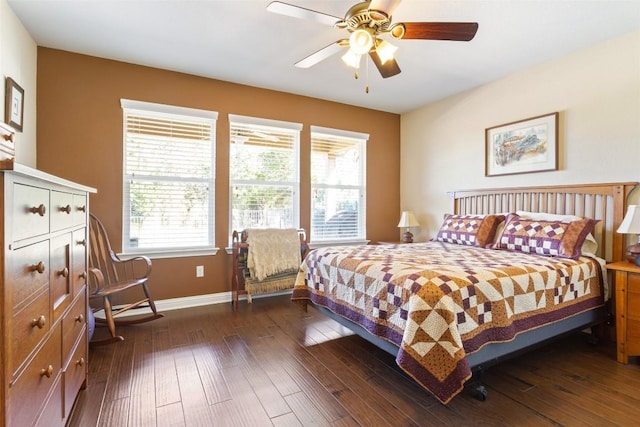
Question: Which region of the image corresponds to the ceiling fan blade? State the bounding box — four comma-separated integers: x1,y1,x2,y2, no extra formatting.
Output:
369,50,401,78
295,41,346,68
399,22,479,41
370,0,403,16
267,1,341,26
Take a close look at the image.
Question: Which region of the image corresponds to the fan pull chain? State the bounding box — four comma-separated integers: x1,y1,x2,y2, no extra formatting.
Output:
365,57,369,93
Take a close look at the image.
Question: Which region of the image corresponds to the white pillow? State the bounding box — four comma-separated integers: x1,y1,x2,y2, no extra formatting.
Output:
515,211,598,256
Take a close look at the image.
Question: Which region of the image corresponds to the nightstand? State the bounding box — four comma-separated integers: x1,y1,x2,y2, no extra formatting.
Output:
607,261,640,364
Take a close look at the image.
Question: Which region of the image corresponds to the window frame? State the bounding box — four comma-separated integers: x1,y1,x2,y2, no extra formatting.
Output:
120,99,219,258
310,125,368,246
228,114,302,243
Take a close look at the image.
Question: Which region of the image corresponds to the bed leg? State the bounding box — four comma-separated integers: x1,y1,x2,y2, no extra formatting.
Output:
292,299,308,312
587,325,601,345
467,367,488,401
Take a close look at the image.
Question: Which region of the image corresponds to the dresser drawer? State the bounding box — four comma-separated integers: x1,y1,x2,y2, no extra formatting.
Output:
35,374,64,427
8,239,50,311
72,193,88,226
8,322,62,427
13,183,50,241
63,331,87,419
62,289,87,360
11,287,51,376
51,233,72,322
72,228,88,297
51,190,74,231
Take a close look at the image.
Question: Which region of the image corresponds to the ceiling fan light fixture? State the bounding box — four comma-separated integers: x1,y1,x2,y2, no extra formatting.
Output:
349,28,374,55
376,40,398,64
341,49,362,68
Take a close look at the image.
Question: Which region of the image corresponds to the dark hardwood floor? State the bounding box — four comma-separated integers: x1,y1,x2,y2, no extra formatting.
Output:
69,294,640,426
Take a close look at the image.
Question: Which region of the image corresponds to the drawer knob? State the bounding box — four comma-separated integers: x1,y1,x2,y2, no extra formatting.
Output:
80,271,87,280
30,315,46,329
58,267,69,278
30,261,46,274
40,365,54,378
29,204,46,216
75,314,85,323
77,205,86,212
60,205,72,214
77,357,85,367
77,239,87,246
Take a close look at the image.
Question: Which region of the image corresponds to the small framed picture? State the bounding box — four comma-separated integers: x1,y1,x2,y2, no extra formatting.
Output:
5,77,24,132
485,112,558,177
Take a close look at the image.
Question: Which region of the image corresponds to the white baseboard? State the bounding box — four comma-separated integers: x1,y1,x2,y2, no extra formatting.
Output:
97,289,293,318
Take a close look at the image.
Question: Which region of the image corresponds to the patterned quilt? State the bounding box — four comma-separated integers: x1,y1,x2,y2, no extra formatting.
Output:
291,241,605,404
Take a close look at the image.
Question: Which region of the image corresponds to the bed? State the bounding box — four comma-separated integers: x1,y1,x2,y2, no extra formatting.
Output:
292,182,637,404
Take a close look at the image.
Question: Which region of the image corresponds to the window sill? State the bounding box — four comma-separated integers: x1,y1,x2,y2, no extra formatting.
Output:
309,239,369,249
118,247,220,260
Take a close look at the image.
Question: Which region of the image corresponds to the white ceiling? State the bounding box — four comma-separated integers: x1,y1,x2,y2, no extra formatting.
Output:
7,0,640,114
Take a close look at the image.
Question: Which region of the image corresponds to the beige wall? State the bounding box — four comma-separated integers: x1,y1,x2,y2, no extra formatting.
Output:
401,30,640,241
36,48,401,302
0,0,37,165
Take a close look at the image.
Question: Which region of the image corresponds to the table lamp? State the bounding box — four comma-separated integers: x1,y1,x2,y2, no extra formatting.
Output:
617,204,640,265
398,211,420,243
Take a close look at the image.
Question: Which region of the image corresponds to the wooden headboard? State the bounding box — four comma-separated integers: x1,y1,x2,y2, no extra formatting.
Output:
449,182,638,262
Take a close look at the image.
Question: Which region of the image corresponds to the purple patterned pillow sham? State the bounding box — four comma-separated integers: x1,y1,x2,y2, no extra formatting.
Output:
435,214,505,247
492,213,597,260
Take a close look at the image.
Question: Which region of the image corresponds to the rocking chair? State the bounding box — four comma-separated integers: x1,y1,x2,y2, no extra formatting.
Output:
88,213,164,345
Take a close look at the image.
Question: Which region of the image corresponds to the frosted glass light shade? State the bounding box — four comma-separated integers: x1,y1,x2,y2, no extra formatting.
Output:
349,29,374,55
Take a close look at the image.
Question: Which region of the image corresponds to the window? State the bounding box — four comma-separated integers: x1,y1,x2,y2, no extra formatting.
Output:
229,114,301,237
121,99,217,255
310,126,367,242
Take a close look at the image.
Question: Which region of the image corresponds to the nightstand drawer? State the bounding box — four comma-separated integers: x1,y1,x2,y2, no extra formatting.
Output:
629,290,640,320
628,319,640,353
609,261,640,364
628,273,640,293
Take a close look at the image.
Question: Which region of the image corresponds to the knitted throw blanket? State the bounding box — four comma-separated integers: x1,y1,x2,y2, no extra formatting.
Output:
246,228,301,281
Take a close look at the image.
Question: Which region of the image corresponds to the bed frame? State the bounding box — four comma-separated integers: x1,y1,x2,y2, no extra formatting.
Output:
307,182,637,399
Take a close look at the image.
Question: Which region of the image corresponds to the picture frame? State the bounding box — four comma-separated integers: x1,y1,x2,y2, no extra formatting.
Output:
5,77,24,132
485,112,558,177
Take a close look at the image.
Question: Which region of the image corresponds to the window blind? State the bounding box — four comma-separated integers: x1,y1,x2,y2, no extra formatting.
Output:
229,117,300,234
122,103,216,253
310,128,367,242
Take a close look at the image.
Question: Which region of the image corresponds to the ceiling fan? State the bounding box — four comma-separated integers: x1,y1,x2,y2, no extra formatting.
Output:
267,0,479,80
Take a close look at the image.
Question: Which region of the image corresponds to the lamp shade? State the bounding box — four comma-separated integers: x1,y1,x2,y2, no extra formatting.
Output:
617,205,640,234
397,211,420,228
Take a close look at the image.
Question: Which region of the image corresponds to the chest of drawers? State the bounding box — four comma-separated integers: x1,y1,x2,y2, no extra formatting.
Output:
0,164,95,426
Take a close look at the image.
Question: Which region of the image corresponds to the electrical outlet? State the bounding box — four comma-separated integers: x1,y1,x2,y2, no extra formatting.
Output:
196,265,204,277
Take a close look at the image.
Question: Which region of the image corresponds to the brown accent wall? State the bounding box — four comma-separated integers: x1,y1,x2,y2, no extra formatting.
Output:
36,48,400,301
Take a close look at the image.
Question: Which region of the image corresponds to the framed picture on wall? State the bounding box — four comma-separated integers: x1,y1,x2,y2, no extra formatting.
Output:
5,77,24,132
485,112,558,177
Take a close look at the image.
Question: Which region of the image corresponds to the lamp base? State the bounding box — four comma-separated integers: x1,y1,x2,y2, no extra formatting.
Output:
402,230,414,244
626,243,640,266
626,253,640,266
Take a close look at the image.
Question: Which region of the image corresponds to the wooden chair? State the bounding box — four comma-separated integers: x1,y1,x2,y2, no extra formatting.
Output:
231,229,308,309
88,213,164,345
